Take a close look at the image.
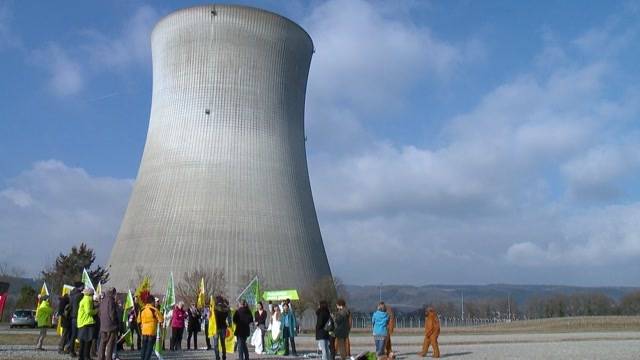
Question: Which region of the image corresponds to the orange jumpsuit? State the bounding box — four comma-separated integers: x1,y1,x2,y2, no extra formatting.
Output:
421,309,440,358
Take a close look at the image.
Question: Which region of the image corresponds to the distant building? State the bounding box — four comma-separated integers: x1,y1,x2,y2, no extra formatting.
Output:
108,5,332,295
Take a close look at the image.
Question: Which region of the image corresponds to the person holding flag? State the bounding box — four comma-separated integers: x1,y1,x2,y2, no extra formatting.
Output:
213,296,230,360
67,281,85,356
138,295,163,360
56,290,71,354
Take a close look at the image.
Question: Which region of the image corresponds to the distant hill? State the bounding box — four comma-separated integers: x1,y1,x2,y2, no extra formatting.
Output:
345,284,640,313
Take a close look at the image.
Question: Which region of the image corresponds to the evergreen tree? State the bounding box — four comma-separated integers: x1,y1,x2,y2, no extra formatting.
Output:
41,243,109,295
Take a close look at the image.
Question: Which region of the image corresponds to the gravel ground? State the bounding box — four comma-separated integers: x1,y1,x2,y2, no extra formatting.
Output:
2,332,640,359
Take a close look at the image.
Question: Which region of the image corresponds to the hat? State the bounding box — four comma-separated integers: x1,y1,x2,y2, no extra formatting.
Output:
83,288,94,295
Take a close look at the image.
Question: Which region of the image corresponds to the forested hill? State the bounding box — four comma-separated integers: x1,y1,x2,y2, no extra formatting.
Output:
345,284,640,313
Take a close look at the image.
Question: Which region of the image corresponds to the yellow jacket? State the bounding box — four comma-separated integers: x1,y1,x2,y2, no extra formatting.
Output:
137,304,163,336
78,295,97,328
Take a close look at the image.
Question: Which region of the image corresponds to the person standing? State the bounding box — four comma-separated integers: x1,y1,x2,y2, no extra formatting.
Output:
203,304,212,350
170,302,186,351
138,296,164,360
371,302,389,357
35,295,53,350
97,288,118,360
253,302,267,353
233,300,254,360
315,301,332,360
77,288,98,360
67,282,84,356
187,303,201,350
280,302,297,356
132,296,142,351
57,293,71,354
213,297,230,360
384,304,396,357
333,299,351,360
420,307,440,358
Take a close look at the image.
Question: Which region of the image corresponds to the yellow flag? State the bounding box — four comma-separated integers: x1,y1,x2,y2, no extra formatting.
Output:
57,284,73,336
40,282,49,297
208,296,217,335
197,278,205,309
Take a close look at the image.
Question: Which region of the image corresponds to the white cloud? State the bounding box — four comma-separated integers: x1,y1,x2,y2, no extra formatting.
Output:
303,0,476,152
32,44,85,96
0,160,132,276
83,5,159,70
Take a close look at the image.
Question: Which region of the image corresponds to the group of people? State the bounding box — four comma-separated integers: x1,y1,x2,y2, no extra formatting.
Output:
34,283,441,360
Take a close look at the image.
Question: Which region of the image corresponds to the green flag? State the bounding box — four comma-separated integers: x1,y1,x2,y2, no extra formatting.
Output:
122,289,134,347
163,272,175,316
81,268,94,291
236,276,259,311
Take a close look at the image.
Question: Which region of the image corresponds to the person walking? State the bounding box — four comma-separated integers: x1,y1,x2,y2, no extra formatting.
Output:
233,300,254,360
420,307,440,358
35,295,53,350
213,296,230,360
170,302,186,351
280,302,297,356
97,288,118,360
77,288,98,360
138,296,164,360
67,282,84,356
371,302,389,357
333,299,351,360
315,301,332,360
187,303,201,350
57,293,71,354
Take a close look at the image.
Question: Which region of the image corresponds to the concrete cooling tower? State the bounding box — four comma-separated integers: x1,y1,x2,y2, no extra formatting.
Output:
107,5,332,295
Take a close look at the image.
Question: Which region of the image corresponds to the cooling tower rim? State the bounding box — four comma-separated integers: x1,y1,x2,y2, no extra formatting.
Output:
152,4,313,48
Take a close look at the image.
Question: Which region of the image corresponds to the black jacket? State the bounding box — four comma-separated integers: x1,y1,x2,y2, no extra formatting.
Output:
214,304,229,329
187,308,201,332
315,308,331,340
233,306,254,338
70,288,83,319
254,310,267,327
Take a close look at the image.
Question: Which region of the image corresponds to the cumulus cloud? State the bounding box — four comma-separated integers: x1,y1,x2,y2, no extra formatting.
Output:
0,160,132,276
306,6,640,285
303,0,478,152
82,5,159,70
31,43,85,96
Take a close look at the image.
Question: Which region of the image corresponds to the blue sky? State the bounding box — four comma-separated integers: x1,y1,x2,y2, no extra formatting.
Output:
1,0,640,286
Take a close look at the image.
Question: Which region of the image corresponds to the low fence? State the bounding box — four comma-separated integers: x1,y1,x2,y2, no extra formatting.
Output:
350,315,509,329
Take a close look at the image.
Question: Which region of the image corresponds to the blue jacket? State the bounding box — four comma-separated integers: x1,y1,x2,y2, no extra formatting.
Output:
280,310,297,337
371,310,389,336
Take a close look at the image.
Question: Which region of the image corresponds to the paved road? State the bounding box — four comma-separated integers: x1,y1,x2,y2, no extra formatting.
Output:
2,331,640,359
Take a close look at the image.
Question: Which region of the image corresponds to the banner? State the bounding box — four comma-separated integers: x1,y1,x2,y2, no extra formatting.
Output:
262,289,299,301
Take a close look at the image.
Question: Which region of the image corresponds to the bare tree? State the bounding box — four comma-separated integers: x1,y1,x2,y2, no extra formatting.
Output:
128,266,152,290
176,267,226,305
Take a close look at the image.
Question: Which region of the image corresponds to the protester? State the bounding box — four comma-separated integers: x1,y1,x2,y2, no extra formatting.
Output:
132,296,142,350
233,299,254,360
384,304,396,357
170,301,186,351
213,296,230,360
138,295,164,360
77,288,98,360
316,300,332,360
97,288,118,360
420,307,440,358
253,302,267,353
203,304,212,350
281,302,297,356
56,293,71,354
334,299,351,360
91,293,101,358
187,303,201,350
35,295,53,350
265,304,284,355
371,302,389,357
67,282,85,356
